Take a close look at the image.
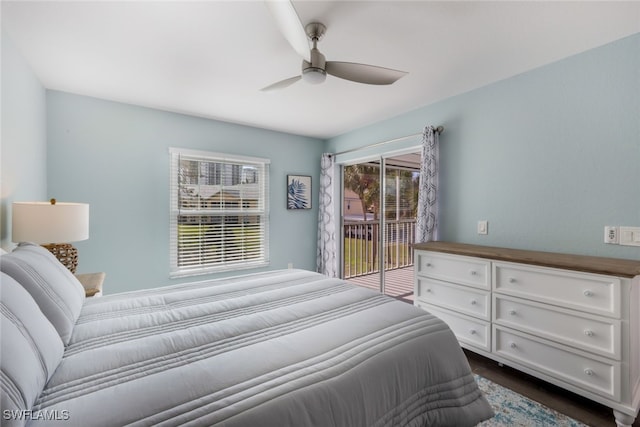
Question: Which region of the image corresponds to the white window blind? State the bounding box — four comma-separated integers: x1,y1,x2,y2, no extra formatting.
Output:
169,148,270,277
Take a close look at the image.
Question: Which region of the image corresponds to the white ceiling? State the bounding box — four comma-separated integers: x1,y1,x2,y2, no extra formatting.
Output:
2,1,639,140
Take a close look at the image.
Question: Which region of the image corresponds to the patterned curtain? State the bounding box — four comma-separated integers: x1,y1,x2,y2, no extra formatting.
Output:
416,125,439,243
317,153,337,277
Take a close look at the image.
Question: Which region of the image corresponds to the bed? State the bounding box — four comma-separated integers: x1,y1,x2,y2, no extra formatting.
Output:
1,243,493,426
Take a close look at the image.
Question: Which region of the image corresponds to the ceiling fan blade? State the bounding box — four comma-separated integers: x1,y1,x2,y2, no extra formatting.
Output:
261,75,302,92
325,62,407,85
265,1,310,62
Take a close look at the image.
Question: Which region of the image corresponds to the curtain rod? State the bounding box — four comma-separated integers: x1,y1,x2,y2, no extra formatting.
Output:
330,125,443,157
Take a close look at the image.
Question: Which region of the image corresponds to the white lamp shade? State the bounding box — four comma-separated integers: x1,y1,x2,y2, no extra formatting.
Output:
12,202,89,244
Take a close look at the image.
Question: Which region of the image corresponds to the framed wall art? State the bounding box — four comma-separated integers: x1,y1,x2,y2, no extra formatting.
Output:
287,175,311,210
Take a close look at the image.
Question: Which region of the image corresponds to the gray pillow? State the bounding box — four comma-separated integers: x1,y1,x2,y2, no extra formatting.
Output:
0,242,85,344
1,273,64,422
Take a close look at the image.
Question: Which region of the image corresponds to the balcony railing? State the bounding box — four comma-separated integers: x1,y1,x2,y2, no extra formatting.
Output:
343,219,415,279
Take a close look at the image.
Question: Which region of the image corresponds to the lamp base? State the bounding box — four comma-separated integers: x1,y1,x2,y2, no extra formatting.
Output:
42,243,78,273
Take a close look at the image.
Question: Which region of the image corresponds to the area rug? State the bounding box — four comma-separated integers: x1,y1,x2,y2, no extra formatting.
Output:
475,375,589,426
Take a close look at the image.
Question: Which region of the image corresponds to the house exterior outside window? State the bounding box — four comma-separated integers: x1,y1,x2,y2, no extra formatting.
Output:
169,148,270,277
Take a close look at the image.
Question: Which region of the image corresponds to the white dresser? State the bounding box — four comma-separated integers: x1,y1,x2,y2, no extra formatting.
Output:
413,242,640,427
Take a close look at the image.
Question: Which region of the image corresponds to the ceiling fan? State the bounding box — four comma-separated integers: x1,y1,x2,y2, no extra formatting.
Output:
262,0,408,91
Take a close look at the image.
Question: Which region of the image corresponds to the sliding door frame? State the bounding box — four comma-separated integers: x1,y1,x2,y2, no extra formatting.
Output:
338,145,420,293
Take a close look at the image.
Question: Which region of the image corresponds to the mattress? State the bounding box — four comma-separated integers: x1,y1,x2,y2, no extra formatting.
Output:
30,269,493,426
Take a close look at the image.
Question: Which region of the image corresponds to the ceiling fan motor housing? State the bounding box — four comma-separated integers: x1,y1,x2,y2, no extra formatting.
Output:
302,47,326,84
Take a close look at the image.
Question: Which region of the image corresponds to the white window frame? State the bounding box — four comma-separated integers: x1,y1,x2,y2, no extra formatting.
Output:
169,147,270,278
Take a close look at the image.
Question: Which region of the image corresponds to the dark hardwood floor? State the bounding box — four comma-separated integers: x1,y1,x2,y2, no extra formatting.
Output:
465,349,639,427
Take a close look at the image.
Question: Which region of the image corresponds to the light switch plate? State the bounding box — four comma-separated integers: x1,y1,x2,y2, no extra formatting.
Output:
619,226,640,247
477,220,488,235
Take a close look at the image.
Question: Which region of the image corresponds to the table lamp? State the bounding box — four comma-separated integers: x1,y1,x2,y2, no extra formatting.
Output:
12,199,89,273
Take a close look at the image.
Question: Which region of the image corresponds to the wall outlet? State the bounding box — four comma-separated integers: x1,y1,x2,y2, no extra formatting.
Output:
288,262,293,269
477,220,488,235
604,226,618,244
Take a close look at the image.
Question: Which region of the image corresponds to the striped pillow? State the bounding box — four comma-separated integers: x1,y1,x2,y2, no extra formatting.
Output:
1,273,64,421
0,243,85,344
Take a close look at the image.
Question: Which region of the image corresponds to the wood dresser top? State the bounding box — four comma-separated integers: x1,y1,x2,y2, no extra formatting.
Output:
413,241,640,278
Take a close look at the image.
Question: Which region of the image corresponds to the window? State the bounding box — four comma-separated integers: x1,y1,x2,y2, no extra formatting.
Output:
169,148,270,277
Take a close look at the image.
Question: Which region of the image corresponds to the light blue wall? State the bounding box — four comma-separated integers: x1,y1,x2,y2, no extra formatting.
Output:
6,31,638,298
327,34,640,260
0,33,47,250
46,92,323,293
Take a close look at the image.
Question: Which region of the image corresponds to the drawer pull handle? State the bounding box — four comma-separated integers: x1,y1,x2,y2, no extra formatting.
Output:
584,330,594,337
509,309,517,316
469,329,477,335
584,369,594,376
470,270,477,276
583,290,594,297
470,299,477,305
425,262,432,267
508,277,517,283
509,342,517,349
426,288,432,293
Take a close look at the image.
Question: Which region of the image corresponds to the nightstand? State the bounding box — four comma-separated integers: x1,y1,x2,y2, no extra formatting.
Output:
75,272,106,297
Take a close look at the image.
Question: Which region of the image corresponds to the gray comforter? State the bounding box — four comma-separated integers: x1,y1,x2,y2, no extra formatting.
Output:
31,269,493,426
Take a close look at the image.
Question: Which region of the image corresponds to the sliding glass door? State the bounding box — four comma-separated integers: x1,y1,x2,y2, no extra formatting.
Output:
342,151,420,302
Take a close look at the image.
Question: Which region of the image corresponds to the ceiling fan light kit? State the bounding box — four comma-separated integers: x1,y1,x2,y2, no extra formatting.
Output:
302,67,326,84
263,0,407,91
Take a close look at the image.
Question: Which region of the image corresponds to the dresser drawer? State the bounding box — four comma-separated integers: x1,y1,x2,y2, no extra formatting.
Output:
416,302,490,351
416,251,490,289
494,295,621,359
494,326,620,400
493,262,621,318
416,278,490,320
